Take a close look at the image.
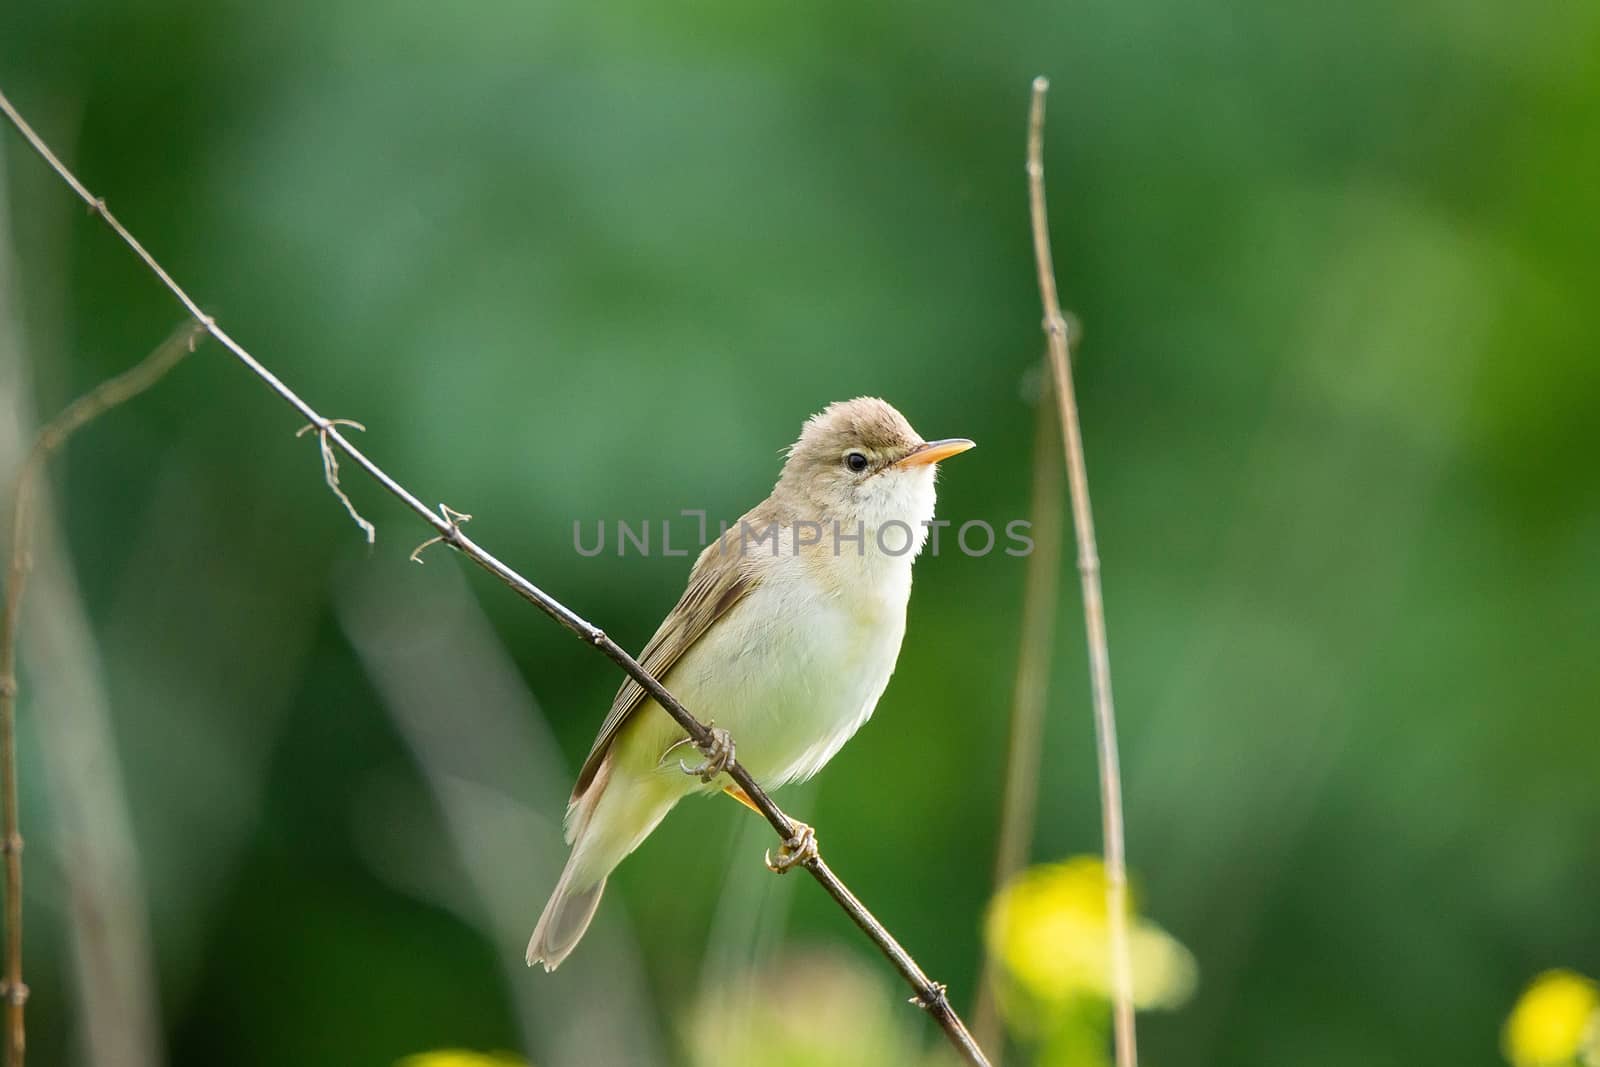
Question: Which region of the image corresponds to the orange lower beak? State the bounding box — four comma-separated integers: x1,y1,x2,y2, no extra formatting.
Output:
894,438,976,469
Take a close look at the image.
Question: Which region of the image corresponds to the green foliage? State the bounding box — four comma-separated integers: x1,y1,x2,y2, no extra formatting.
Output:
686,947,959,1067
1,0,1597,1064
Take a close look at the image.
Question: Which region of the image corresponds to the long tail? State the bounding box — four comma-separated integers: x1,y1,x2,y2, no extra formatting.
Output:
529,757,683,971
526,854,606,972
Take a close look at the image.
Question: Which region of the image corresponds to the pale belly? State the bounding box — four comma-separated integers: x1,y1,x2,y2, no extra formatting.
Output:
625,563,909,792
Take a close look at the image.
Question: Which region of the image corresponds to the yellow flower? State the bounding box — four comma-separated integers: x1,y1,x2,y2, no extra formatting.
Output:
1502,970,1600,1067
396,1051,527,1067
985,856,1197,1015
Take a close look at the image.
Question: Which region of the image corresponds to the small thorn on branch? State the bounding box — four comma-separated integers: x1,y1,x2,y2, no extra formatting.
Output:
911,982,949,1009
409,503,472,564
296,418,375,543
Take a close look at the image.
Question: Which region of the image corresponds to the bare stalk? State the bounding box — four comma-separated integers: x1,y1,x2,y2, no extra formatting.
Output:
0,321,202,1066
0,87,990,1066
1025,77,1137,1067
971,374,1065,1061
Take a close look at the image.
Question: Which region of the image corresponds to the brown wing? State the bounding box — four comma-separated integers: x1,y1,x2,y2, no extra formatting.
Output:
571,530,758,799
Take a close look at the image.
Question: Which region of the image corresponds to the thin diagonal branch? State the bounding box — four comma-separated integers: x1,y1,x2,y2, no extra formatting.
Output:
972,370,1065,1062
1026,76,1137,1067
0,321,203,1067
0,88,990,1066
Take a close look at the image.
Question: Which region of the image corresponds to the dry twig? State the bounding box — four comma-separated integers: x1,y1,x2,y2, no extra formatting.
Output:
295,418,375,542
0,322,203,1066
0,87,990,1066
1026,76,1137,1067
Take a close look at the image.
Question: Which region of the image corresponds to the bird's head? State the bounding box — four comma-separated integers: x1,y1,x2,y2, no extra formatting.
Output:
775,397,974,536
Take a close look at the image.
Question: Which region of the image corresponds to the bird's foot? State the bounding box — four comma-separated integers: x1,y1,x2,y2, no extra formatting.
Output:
678,725,735,783
764,821,818,874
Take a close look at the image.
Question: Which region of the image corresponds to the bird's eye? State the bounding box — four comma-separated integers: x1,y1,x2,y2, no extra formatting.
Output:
845,451,869,473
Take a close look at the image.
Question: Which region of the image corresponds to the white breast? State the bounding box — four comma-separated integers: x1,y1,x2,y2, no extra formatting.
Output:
665,544,912,789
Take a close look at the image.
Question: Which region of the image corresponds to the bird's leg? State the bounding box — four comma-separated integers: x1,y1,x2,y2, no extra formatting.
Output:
676,724,735,783
723,785,762,812
721,786,816,872
764,821,818,874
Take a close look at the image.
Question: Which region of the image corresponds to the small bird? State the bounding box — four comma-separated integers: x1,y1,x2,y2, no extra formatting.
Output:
527,397,974,970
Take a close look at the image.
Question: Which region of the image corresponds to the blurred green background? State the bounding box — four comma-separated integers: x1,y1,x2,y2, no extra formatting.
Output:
2,1,1598,1065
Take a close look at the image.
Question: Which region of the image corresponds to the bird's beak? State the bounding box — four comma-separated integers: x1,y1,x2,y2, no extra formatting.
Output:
894,438,976,469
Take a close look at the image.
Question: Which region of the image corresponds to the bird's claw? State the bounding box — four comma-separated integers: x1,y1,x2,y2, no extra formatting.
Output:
765,821,817,874
678,725,735,783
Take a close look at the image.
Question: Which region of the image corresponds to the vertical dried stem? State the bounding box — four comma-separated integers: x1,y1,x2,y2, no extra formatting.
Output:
0,322,202,1066
971,377,1064,1061
1025,76,1137,1067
